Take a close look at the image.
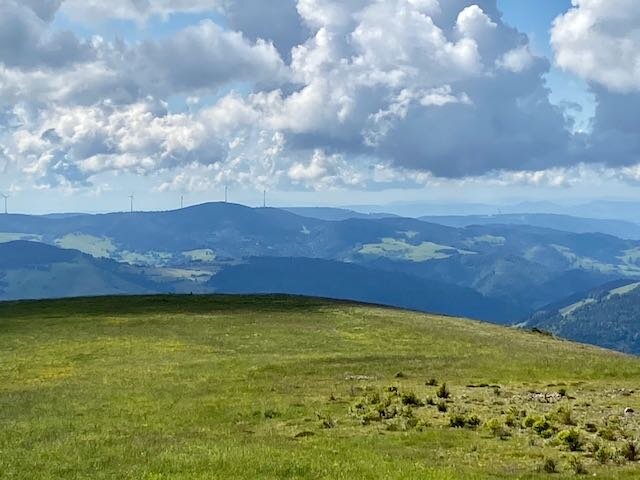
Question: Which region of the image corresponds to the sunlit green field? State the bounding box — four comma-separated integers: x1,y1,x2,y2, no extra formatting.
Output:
1,295,639,479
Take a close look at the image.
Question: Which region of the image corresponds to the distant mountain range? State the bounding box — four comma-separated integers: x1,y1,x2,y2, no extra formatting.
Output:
526,279,640,354
420,214,640,240
344,200,640,223
1,202,640,335
284,207,397,221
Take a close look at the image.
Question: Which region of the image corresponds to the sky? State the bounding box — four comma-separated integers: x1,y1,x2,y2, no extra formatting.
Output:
1,0,640,214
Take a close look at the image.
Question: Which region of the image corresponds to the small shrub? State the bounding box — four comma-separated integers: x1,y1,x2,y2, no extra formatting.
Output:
449,413,467,428
558,388,568,398
598,426,618,441
568,456,588,475
486,418,510,439
425,396,436,406
385,416,418,432
466,414,482,429
437,401,448,413
595,446,614,464
317,413,336,429
367,392,381,404
436,383,451,399
533,418,555,438
401,391,423,407
554,405,576,426
532,327,553,337
504,414,518,428
584,423,598,433
426,378,438,386
523,415,537,429
448,412,481,429
541,457,559,474
263,409,280,419
416,418,431,430
505,407,526,428
558,429,583,452
620,440,639,462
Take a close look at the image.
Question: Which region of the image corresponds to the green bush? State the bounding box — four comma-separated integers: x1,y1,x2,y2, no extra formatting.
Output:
541,457,559,474
504,414,518,428
318,415,336,429
448,412,481,429
584,423,598,433
263,409,280,419
315,411,337,429
350,389,424,429
595,445,614,464
620,440,639,462
367,392,381,404
554,405,576,426
533,418,555,438
436,383,451,399
385,416,418,432
437,401,448,413
598,426,618,441
523,415,537,428
466,414,482,429
568,456,587,475
558,429,583,452
449,413,467,428
486,418,511,439
505,407,524,428
401,391,423,407
426,378,438,386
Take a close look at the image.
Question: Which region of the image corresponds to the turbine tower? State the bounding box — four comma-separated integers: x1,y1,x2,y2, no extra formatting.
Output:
129,194,134,213
263,189,266,208
224,185,228,203
2,194,8,215
180,195,184,209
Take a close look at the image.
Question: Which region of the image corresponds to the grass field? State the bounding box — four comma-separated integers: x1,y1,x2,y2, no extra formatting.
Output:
1,295,639,479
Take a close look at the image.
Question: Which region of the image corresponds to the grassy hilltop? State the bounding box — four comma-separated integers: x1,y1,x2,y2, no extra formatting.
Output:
1,295,640,479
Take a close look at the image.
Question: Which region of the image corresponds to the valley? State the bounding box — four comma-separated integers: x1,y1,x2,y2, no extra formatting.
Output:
2,203,640,352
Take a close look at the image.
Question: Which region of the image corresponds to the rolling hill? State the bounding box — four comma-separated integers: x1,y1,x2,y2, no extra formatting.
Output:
0,241,162,301
209,257,518,322
1,295,639,479
527,279,640,354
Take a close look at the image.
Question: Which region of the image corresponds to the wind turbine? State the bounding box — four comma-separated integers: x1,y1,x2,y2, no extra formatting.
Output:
224,185,228,203
2,194,8,215
180,195,184,209
128,194,134,213
263,189,267,208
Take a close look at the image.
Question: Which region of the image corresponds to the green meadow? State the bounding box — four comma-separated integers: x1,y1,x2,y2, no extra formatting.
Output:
1,295,639,479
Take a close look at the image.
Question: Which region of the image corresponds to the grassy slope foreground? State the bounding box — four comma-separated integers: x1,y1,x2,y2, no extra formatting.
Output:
1,296,640,479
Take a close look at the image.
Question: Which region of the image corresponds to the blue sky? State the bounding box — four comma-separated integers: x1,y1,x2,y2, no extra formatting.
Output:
498,0,595,131
2,0,640,213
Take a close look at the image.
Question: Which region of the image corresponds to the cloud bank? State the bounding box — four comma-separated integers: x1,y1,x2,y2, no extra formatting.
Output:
0,0,639,192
